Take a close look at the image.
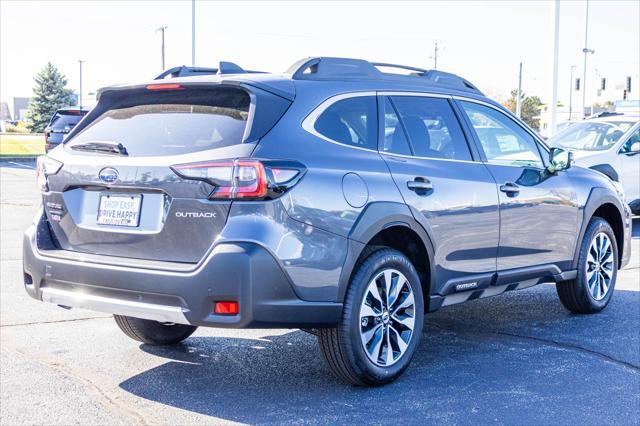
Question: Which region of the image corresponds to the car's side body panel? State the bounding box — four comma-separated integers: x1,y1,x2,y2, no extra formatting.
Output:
382,153,501,290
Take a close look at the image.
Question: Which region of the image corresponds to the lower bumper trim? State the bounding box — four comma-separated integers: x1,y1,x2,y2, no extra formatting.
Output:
41,287,191,325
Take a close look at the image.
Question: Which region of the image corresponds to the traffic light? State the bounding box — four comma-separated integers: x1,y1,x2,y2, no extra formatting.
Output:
575,78,580,91
626,76,632,92
623,90,627,100
600,78,606,91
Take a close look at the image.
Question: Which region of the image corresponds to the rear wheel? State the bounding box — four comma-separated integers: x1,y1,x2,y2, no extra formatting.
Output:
317,248,424,386
114,315,197,345
556,217,618,314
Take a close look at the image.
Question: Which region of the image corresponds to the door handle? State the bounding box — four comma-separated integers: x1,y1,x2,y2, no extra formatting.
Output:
499,182,520,194
407,178,433,192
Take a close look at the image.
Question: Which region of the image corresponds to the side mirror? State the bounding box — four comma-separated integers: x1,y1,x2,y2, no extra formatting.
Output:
629,141,640,154
548,147,573,173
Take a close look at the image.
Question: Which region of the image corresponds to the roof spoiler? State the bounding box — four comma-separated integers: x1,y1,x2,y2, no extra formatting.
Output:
287,57,482,95
154,62,265,80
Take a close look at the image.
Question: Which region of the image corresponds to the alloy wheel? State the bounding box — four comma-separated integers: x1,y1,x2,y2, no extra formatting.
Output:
586,232,615,301
359,268,416,367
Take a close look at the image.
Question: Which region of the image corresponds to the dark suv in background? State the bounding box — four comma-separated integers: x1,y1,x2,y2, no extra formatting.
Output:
24,57,632,386
44,107,89,152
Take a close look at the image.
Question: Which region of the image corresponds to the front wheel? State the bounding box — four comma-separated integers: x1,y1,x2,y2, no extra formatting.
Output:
318,248,424,386
556,217,618,314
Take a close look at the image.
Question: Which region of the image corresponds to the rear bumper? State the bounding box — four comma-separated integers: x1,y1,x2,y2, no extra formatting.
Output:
23,212,342,328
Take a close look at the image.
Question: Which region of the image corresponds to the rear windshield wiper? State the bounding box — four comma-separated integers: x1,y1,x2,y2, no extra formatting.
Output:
70,141,129,156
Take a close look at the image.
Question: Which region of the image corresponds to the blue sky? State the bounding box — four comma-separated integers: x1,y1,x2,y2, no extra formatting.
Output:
1,0,639,108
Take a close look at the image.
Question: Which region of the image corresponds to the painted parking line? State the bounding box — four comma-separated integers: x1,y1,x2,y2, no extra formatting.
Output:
6,161,35,170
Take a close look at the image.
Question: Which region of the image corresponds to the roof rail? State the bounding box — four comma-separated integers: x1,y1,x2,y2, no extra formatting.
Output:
287,57,482,95
371,62,428,74
154,62,265,80
154,66,218,80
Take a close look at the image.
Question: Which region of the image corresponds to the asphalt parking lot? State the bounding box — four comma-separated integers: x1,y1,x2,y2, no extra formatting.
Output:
1,159,638,425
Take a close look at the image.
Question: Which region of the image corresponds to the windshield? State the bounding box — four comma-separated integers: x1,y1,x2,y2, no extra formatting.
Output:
67,88,250,157
549,122,629,151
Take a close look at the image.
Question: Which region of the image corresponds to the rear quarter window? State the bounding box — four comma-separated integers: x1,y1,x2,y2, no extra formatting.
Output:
313,96,377,150
67,88,250,157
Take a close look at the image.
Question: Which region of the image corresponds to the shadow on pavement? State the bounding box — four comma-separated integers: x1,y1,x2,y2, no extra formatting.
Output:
120,285,639,424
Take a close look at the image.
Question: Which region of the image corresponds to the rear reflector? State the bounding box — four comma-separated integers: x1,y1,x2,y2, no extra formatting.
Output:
214,301,239,315
146,83,184,91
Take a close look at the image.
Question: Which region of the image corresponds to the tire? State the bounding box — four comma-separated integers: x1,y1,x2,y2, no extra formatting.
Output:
113,315,197,345
317,248,424,386
556,217,618,314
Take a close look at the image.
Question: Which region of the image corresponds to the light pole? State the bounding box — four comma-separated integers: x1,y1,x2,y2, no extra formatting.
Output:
191,0,196,66
549,0,560,137
433,40,439,69
569,65,577,120
581,0,595,119
516,62,523,118
156,25,168,71
78,60,85,109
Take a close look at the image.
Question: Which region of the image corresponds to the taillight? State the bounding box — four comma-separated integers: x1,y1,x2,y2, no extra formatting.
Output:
36,156,63,192
171,159,305,200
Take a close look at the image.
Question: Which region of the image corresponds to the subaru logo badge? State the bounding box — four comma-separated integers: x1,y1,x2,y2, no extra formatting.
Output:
99,167,119,184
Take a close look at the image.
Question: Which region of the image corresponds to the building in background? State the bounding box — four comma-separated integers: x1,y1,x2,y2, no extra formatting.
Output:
615,100,640,115
12,97,30,121
0,102,10,121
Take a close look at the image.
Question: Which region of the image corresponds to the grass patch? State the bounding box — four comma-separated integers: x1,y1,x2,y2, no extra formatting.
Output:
0,133,45,157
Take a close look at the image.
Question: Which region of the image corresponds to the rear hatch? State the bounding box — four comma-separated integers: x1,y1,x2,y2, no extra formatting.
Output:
42,82,291,263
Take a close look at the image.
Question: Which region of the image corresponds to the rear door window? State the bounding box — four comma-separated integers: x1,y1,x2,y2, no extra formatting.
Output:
381,97,412,156
391,96,472,161
313,96,377,150
67,88,250,157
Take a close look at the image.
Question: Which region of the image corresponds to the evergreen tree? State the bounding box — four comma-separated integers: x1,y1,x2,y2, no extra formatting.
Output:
502,90,543,130
26,63,73,132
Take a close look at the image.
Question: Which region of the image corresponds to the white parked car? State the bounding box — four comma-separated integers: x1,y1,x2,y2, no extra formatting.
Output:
548,115,640,214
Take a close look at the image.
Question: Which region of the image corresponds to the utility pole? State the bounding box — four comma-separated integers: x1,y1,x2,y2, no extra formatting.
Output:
581,0,595,119
549,0,560,137
191,0,196,66
433,40,438,69
516,62,523,118
569,65,576,120
156,25,168,71
78,60,85,109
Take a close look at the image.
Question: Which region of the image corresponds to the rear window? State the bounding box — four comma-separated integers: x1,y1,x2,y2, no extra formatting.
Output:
50,112,85,131
67,88,250,156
